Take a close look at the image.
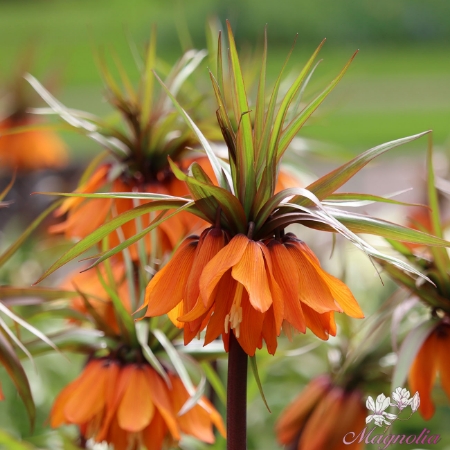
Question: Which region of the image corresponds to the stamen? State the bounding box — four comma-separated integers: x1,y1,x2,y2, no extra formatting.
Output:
224,314,230,334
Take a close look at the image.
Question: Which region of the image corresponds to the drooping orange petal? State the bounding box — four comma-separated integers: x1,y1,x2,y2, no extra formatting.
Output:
297,241,363,318
50,197,112,237
200,234,249,306
204,271,237,345
436,324,450,403
329,390,366,450
232,240,273,313
95,361,121,442
106,414,131,450
143,236,198,315
50,369,86,427
276,376,331,445
183,309,212,346
198,397,226,438
286,242,340,314
236,290,265,356
167,301,185,329
262,307,277,355
142,409,169,450
267,240,304,332
117,365,155,432
64,360,108,424
144,366,180,440
170,375,218,444
298,387,344,450
408,329,438,420
185,228,226,313
55,164,110,217
303,305,336,340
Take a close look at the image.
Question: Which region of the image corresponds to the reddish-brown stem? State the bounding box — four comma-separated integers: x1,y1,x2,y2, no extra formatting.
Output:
227,332,248,450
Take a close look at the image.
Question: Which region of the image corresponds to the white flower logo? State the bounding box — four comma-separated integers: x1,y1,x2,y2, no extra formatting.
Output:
390,387,412,410
366,388,420,428
366,394,397,427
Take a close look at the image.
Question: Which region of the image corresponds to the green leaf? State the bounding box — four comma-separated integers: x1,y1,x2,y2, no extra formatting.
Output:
333,210,450,246
153,71,229,190
267,39,325,166
249,355,271,412
226,20,255,217
25,329,110,356
392,320,438,392
0,172,16,202
200,361,226,406
0,303,59,354
0,199,63,268
253,26,268,151
169,159,247,233
0,331,35,429
255,35,298,184
71,284,117,336
303,209,450,246
141,25,157,127
136,321,170,385
277,50,357,159
34,199,188,283
95,267,137,345
152,329,198,400
294,131,431,206
255,187,319,229
323,191,427,208
426,135,450,290
0,430,35,450
0,287,77,303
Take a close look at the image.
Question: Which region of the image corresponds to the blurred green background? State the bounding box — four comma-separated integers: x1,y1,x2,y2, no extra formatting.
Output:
1,1,450,449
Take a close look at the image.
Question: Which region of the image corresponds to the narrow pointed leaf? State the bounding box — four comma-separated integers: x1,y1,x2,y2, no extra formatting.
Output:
392,320,438,391
254,26,268,149
152,329,196,396
278,51,357,159
136,322,170,385
304,209,450,247
426,134,450,282
0,303,59,354
0,199,63,267
169,159,247,233
141,25,157,126
0,172,16,202
0,287,77,302
200,361,226,406
323,191,427,208
34,199,187,283
82,203,193,269
249,355,271,412
293,131,431,206
267,39,325,164
0,331,35,428
226,20,255,215
154,71,229,189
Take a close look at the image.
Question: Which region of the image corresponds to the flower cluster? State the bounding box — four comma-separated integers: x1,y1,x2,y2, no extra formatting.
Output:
276,376,366,450
143,229,363,355
51,358,225,450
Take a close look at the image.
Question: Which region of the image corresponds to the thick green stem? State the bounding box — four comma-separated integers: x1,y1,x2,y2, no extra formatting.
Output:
227,332,248,450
